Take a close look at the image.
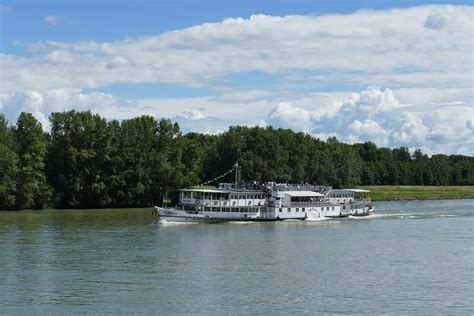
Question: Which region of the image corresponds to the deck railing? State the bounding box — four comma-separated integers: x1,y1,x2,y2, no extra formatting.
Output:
285,199,370,207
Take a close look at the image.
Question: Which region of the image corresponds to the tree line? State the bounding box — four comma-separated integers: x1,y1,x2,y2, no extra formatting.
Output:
1,111,473,210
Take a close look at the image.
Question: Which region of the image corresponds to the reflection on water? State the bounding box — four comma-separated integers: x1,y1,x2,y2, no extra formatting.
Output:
1,200,473,314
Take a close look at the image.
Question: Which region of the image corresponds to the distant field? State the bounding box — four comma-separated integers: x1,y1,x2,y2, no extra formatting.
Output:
361,186,474,201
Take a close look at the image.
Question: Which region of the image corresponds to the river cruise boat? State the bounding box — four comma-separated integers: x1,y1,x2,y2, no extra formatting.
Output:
153,164,374,223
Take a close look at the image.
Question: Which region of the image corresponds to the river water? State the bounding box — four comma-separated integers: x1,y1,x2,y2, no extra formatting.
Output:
1,199,473,315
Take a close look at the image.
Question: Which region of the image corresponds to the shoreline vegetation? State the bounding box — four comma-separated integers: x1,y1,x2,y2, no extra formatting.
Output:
0,185,474,212
1,111,473,210
362,186,474,201
1,187,473,211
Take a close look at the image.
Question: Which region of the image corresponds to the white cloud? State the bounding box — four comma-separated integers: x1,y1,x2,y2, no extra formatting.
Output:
179,108,207,120
2,5,472,93
347,120,388,145
44,15,61,26
266,102,313,131
423,5,471,31
0,89,130,128
1,5,473,155
263,86,474,155
1,85,472,155
389,113,429,146
0,4,10,14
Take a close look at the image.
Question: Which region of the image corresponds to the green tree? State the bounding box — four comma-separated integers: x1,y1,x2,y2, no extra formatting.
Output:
0,114,18,209
46,111,110,208
13,113,51,209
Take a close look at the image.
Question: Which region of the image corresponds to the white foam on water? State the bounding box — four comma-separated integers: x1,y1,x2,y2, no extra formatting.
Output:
158,219,198,225
400,215,419,219
228,221,257,224
356,213,384,219
348,215,368,219
305,216,330,222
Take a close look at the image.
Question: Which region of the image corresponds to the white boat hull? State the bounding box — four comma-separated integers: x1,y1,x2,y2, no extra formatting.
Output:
153,204,374,223
154,207,277,223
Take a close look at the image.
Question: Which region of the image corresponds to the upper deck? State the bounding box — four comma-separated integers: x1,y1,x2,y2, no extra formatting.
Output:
179,187,267,209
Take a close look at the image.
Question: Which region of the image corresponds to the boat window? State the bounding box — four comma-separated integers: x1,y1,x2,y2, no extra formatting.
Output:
232,208,238,212
302,208,305,212
279,208,282,212
327,207,330,211
287,208,291,212
332,207,335,210
296,208,299,212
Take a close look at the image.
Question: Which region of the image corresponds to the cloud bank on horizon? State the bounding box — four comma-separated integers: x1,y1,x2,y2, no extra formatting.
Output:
0,4,473,155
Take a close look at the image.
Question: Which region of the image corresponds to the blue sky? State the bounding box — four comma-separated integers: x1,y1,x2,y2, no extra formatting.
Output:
1,1,473,154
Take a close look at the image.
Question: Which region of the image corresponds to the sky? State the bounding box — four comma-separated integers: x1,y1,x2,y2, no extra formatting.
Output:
1,0,473,155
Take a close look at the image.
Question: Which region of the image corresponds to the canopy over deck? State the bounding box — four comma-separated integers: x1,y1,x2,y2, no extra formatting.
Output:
180,188,262,194
279,191,324,197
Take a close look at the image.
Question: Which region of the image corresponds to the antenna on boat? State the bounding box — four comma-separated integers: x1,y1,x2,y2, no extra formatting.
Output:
234,162,241,188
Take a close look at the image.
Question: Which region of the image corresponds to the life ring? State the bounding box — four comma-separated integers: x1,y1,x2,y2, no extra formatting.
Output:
213,201,218,206
233,201,237,206
248,201,252,206
195,200,200,205
224,201,228,206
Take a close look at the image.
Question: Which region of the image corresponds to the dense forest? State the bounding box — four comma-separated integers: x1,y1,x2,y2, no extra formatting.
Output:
1,111,473,210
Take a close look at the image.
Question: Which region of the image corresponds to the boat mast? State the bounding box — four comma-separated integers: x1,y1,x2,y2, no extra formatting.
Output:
234,162,241,188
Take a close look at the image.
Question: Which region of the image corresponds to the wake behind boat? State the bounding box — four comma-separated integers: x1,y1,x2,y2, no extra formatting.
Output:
153,163,374,223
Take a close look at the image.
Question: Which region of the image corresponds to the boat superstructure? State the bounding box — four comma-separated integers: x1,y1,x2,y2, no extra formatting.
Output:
153,164,374,223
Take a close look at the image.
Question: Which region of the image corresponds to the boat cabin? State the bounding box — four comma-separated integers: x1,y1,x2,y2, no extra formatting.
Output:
326,189,370,204
273,191,324,207
179,188,266,212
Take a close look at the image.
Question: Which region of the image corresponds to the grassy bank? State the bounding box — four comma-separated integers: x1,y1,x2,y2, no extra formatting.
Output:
361,186,474,201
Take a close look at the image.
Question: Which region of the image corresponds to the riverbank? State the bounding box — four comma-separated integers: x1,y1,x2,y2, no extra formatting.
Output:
2,186,474,211
361,185,474,201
